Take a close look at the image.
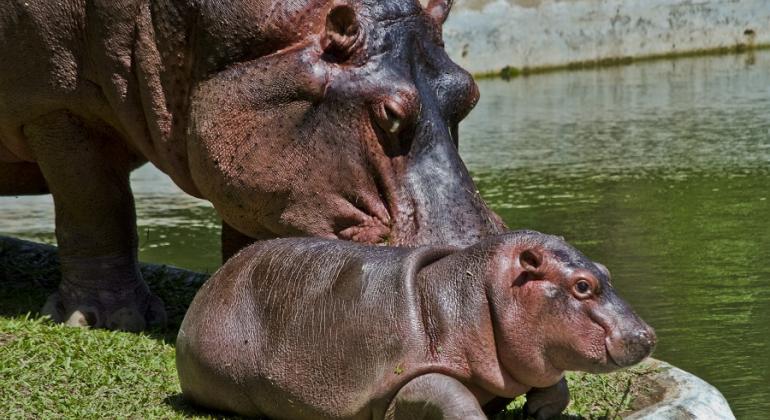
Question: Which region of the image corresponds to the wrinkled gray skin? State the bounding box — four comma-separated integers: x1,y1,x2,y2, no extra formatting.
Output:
177,231,656,420
0,0,502,331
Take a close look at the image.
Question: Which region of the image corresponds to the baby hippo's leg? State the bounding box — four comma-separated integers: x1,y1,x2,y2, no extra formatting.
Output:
385,374,486,420
524,377,570,420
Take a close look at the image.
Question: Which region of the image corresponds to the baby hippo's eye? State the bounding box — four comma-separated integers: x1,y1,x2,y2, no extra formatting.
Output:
573,279,593,298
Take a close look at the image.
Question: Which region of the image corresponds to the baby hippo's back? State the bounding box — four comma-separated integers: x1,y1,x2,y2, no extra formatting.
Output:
176,238,454,420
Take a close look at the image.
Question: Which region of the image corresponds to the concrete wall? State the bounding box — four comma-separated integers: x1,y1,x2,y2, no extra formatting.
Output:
443,0,770,74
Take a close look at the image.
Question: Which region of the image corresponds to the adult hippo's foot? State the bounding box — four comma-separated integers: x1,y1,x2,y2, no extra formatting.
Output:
27,111,166,331
523,378,570,420
42,288,165,331
41,255,166,331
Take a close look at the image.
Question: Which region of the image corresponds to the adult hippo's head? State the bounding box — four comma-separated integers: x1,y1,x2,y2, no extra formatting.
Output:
184,0,504,247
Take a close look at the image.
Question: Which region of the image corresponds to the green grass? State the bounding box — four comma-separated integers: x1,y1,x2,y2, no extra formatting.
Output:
493,367,658,419
0,237,659,419
0,315,193,418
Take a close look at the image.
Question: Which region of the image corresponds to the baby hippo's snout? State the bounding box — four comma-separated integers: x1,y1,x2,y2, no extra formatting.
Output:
606,316,657,368
588,285,657,369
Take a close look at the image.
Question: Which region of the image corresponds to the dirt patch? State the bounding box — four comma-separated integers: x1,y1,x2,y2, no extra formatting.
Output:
629,373,668,412
0,332,15,346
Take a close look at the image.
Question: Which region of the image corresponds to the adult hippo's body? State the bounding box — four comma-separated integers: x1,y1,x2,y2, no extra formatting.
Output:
177,231,656,419
0,0,502,330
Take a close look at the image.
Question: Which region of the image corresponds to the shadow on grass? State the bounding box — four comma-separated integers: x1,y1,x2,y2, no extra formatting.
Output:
493,411,589,420
161,393,592,420
163,394,251,419
0,237,60,318
0,236,207,344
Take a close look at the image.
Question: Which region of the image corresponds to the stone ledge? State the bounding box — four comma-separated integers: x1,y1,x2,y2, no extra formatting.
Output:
627,359,734,419
445,0,770,76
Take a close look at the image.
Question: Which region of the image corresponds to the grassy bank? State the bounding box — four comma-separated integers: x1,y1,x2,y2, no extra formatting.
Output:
0,237,658,418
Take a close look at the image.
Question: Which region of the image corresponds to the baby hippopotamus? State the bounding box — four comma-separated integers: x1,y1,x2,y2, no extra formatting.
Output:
176,231,655,419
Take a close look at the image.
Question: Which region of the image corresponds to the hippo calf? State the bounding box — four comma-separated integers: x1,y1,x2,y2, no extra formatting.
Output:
177,230,655,419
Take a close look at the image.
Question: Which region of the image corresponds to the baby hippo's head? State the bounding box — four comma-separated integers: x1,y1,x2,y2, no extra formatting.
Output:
486,231,656,387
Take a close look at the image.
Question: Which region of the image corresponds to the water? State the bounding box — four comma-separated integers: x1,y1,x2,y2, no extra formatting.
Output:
462,53,770,418
1,51,769,417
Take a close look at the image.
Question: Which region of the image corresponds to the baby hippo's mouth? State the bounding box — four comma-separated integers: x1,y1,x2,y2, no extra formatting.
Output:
605,337,623,367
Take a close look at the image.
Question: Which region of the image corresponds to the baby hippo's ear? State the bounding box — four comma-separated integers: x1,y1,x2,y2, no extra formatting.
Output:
322,5,363,62
594,262,611,280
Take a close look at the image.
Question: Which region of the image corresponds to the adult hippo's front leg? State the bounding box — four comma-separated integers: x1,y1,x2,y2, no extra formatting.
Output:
385,374,487,420
28,111,165,331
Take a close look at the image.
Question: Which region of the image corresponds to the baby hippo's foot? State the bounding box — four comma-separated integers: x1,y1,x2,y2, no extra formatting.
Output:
524,377,570,420
42,274,166,332
386,373,487,420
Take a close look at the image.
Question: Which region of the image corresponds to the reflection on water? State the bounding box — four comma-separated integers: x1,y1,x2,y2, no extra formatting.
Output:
1,51,769,417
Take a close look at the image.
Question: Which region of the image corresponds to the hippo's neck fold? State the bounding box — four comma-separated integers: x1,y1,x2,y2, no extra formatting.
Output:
128,0,201,196
416,245,532,400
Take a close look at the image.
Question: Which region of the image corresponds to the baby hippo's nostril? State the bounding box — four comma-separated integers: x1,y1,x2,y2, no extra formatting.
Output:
637,327,657,350
625,327,656,364
608,324,657,367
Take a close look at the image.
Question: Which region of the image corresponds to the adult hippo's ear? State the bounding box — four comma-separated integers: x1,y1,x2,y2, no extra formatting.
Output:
321,5,364,63
425,0,454,25
513,249,544,286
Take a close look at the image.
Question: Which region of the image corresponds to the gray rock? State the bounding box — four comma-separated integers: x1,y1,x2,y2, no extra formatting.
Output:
627,359,734,419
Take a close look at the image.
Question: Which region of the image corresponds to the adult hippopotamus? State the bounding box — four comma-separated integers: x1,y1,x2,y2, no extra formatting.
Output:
0,0,503,330
177,230,656,419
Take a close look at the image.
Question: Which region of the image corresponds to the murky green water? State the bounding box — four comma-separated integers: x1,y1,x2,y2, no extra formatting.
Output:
2,51,769,417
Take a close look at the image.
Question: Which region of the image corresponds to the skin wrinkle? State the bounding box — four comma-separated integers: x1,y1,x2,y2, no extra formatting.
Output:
484,279,530,395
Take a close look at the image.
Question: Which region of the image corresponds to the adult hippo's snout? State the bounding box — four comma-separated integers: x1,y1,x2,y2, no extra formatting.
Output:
389,116,505,246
